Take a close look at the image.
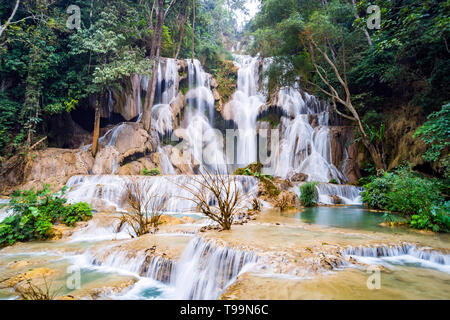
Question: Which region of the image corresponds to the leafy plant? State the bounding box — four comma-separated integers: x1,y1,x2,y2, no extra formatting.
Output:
0,185,93,247
142,168,160,176
414,103,450,178
63,202,92,227
299,182,318,207
362,166,448,232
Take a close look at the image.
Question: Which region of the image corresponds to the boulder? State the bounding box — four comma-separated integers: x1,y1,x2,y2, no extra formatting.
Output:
289,172,309,182
19,148,94,193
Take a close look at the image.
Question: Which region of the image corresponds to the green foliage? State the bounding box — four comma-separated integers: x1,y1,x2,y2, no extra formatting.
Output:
299,182,318,207
0,185,92,247
362,166,448,232
63,202,92,227
142,168,161,176
329,179,338,184
414,103,450,178
234,162,263,175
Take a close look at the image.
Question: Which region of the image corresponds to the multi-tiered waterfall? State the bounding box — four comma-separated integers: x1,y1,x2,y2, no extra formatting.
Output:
68,52,362,209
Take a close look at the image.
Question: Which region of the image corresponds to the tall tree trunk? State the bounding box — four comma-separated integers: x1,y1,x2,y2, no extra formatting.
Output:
191,0,195,61
174,5,187,59
92,99,101,157
351,0,372,46
142,0,165,131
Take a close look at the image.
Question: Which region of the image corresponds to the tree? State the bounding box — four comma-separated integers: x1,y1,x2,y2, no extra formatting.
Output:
119,177,165,237
172,168,247,230
69,1,149,156
0,0,20,39
142,0,178,132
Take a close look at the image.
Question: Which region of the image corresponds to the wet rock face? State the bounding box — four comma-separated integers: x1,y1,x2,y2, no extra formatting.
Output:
329,126,361,185
7,148,94,193
0,122,161,194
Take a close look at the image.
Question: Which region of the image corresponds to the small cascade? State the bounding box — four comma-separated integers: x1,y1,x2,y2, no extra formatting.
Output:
171,237,258,299
315,183,363,205
343,244,450,273
291,182,362,205
81,248,175,283
69,218,131,242
344,244,450,264
0,199,11,222
66,175,259,213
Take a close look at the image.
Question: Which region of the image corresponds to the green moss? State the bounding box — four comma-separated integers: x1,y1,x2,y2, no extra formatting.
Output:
258,114,280,129
234,162,263,175
142,168,160,176
260,176,280,197
214,60,238,104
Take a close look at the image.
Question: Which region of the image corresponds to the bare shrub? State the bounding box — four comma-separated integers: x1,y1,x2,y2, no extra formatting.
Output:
15,276,60,300
274,192,290,211
251,198,262,212
172,168,248,230
119,177,166,237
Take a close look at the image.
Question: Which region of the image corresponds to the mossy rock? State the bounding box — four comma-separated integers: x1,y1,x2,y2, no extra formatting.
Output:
259,176,280,198
234,162,263,175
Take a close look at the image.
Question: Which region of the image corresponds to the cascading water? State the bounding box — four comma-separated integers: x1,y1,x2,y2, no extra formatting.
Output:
224,55,265,166
0,199,11,222
171,237,258,299
343,244,450,274
180,59,227,173
223,54,348,184
66,174,259,213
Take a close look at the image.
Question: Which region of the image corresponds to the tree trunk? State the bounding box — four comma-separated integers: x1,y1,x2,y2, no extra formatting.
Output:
351,0,372,46
142,0,165,131
362,138,386,171
174,6,187,59
92,99,101,157
191,0,195,61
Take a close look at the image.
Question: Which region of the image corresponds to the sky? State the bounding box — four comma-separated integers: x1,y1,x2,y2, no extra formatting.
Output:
235,0,261,30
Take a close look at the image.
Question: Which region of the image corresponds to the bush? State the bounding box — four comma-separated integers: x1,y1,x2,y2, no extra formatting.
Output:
362,166,448,232
63,202,92,226
0,185,93,247
142,168,160,176
299,182,318,207
329,179,338,184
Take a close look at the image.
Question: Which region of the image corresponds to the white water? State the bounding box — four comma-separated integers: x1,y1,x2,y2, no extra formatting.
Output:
224,55,265,166
171,237,258,299
66,236,258,300
180,59,228,173
66,174,259,213
222,55,348,183
343,244,450,274
0,199,11,222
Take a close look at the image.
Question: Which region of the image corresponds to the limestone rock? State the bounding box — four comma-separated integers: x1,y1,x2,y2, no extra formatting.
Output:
289,172,308,182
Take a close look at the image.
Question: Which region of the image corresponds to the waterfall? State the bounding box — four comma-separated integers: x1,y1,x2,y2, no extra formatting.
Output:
181,59,227,173
224,55,265,166
171,237,258,299
270,89,346,182
0,199,11,223
315,183,363,205
343,244,450,273
66,175,259,213
222,55,348,182
79,248,175,283
291,182,362,204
